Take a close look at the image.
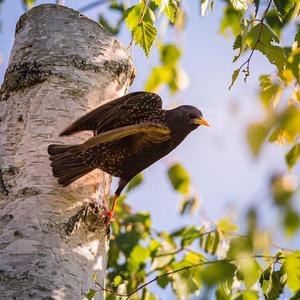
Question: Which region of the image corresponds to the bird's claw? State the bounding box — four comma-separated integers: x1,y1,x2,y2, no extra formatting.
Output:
100,208,114,226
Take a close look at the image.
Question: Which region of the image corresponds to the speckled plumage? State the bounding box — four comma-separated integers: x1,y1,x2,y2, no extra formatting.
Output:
48,91,208,197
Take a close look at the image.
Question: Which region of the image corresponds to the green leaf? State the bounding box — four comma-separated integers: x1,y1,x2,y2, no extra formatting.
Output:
258,44,286,71
160,44,181,65
125,4,157,56
202,261,236,286
217,218,239,234
92,271,97,282
233,290,259,300
145,44,183,93
259,75,282,107
253,0,260,17
107,241,120,268
145,66,171,92
247,23,279,45
113,275,122,287
236,258,262,289
230,0,247,11
232,34,243,62
125,4,143,30
154,0,177,23
179,196,199,215
152,238,176,269
216,282,233,300
200,231,220,255
154,0,168,10
157,275,170,289
123,212,152,229
273,0,295,19
295,29,300,45
86,289,97,300
184,251,205,264
268,106,300,145
126,173,143,192
179,226,202,248
289,290,300,300
115,229,142,256
247,123,271,156
260,265,287,299
200,0,210,16
284,207,300,236
99,15,122,35
265,8,285,37
171,258,202,300
271,174,295,206
127,244,150,272
229,68,240,89
285,143,300,169
172,269,201,300
227,237,252,259
164,0,178,23
142,289,159,300
286,251,300,292
246,24,285,70
23,0,34,9
133,21,157,57
167,163,190,194
220,6,242,37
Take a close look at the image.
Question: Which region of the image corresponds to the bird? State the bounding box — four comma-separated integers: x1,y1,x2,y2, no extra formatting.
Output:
48,91,209,224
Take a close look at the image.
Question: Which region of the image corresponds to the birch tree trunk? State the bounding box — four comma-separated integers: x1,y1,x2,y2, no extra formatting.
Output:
0,4,135,299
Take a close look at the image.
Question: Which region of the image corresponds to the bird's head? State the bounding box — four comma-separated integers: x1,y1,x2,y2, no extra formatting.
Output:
166,105,209,133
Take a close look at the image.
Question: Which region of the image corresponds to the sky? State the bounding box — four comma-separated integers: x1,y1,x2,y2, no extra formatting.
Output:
1,0,299,297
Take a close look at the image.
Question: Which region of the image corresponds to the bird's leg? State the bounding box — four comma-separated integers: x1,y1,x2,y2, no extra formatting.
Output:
101,178,128,226
103,194,118,225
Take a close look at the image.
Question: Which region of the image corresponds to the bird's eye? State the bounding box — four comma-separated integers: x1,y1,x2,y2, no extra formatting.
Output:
189,113,197,119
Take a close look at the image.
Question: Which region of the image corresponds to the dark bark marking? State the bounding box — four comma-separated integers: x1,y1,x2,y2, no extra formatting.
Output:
65,203,107,236
0,168,9,196
0,56,134,98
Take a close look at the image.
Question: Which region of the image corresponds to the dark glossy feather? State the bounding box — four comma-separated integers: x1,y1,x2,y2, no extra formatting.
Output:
60,92,162,136
48,92,205,194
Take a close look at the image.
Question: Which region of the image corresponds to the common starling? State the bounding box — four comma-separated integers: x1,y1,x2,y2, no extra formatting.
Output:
48,91,209,224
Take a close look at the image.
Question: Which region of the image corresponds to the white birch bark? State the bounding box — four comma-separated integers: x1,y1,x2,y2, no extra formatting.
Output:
0,4,135,299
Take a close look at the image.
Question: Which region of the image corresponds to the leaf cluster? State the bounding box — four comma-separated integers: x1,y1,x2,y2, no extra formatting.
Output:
86,196,300,300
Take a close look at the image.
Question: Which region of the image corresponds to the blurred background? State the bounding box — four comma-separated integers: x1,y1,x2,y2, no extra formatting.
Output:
1,1,299,298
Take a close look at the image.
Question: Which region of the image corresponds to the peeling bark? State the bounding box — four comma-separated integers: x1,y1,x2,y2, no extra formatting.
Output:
0,4,135,299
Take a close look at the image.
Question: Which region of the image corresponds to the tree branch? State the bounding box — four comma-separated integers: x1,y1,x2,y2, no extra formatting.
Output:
237,0,272,81
96,254,284,299
79,0,107,13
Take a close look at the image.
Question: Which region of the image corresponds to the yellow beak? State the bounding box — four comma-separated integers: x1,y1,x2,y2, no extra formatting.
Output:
193,117,209,127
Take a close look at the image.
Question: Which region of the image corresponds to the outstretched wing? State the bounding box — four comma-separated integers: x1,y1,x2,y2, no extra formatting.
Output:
71,122,171,154
60,92,163,136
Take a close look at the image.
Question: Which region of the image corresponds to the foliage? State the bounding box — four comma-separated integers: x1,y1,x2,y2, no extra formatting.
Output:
125,3,157,57
86,189,300,300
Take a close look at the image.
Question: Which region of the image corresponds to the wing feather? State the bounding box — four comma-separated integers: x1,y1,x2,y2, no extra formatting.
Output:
71,123,170,153
60,92,162,136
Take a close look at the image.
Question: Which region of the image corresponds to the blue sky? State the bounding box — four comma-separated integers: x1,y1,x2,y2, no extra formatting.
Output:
1,0,299,270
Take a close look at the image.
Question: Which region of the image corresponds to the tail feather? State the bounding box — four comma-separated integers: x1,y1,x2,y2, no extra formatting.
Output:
48,144,94,186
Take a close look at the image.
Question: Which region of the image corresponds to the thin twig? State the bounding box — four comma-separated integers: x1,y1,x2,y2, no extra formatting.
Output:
237,0,272,80
79,0,107,13
223,231,295,253
127,0,150,50
97,254,284,299
154,230,215,257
